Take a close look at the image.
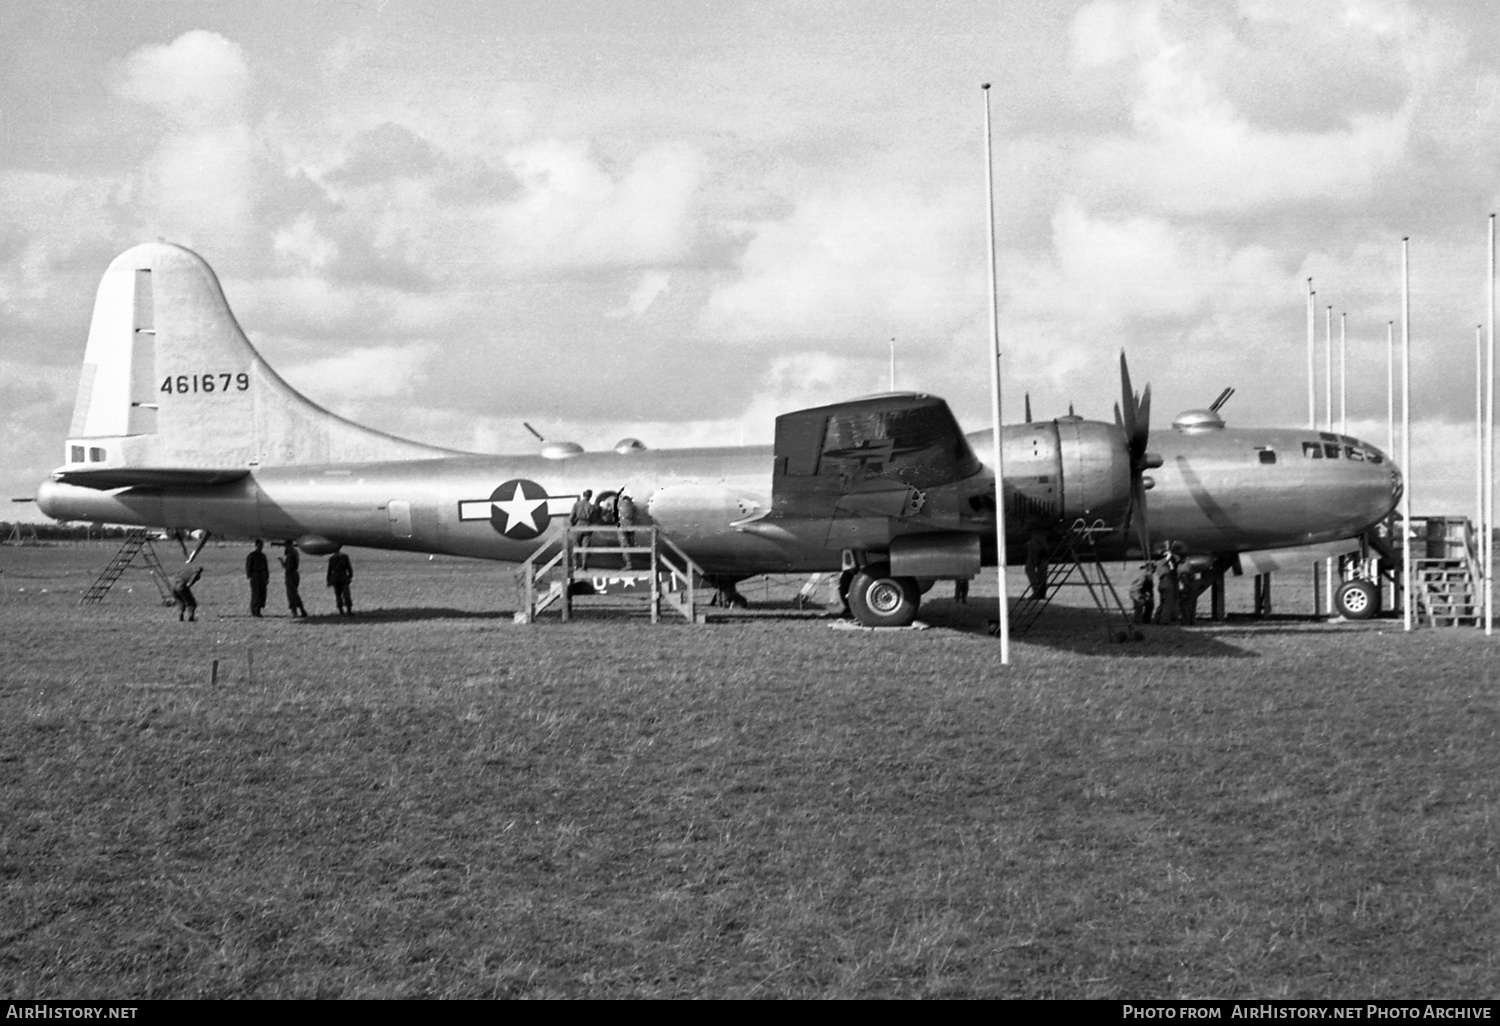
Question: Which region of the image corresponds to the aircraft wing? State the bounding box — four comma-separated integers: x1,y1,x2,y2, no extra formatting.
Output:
52,468,251,490
769,393,983,522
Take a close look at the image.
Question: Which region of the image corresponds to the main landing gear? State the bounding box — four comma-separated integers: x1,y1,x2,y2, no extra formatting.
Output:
843,562,922,628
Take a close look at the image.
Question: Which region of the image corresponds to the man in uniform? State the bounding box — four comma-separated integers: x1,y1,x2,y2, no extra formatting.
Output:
279,542,308,617
327,546,354,615
1130,562,1155,624
1155,546,1180,624
616,492,637,570
170,567,203,622
245,539,270,617
570,489,596,570
1024,531,1049,601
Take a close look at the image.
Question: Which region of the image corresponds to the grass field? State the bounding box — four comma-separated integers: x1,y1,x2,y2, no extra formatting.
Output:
2,543,1498,998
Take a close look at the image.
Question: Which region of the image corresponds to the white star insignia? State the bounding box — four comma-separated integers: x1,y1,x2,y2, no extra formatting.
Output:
493,482,547,535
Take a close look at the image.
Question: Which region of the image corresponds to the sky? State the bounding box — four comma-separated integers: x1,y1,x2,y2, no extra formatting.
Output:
4,0,1500,521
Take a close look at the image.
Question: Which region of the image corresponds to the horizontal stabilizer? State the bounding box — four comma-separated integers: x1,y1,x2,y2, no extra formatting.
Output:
53,467,249,490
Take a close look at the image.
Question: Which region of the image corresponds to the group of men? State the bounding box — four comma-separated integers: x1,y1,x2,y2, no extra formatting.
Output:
1129,545,1201,626
168,540,354,621
568,489,639,571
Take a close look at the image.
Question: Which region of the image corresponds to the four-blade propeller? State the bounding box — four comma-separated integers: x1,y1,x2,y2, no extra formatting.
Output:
1114,352,1162,557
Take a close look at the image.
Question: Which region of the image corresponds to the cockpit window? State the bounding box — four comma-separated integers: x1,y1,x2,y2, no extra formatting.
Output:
1303,442,1324,459
1256,448,1277,464
1345,446,1365,461
1367,449,1384,464
1323,443,1341,459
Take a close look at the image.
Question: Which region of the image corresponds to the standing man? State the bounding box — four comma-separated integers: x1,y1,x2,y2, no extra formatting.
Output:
1178,566,1198,626
279,542,308,618
1024,531,1049,601
616,492,637,570
245,539,270,617
1130,562,1155,624
570,489,596,570
327,546,354,615
1155,547,1180,624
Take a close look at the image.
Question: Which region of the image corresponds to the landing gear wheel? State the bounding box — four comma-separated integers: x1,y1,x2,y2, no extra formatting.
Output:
1335,579,1379,620
848,564,921,628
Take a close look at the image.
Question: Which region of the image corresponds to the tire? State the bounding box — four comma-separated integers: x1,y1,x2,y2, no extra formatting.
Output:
848,564,921,628
1335,579,1379,620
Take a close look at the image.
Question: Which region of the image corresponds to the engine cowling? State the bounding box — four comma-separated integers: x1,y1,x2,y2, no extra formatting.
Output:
998,418,1133,531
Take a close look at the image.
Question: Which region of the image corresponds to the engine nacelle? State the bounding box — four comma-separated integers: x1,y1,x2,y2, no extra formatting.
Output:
888,531,981,578
998,418,1132,531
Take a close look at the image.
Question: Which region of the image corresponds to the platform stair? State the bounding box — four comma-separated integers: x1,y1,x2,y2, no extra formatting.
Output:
80,529,175,606
1009,520,1140,642
515,525,707,624
1387,516,1484,627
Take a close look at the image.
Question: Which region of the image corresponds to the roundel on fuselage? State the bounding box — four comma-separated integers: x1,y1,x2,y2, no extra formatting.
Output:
488,478,551,540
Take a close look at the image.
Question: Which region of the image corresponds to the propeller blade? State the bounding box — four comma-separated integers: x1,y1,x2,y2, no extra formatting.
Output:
1119,352,1137,441
1132,474,1151,556
1119,351,1153,554
1134,383,1152,458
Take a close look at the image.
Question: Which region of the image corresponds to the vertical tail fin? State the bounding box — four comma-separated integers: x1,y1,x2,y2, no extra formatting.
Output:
58,242,456,479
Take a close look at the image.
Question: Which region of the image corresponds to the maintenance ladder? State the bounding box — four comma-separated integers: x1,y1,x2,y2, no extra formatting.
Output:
1404,516,1482,627
1009,521,1140,642
515,525,707,624
80,529,175,606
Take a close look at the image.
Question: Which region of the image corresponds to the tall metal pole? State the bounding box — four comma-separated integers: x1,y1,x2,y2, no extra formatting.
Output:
889,337,896,392
982,83,1010,664
1308,281,1320,615
1325,305,1334,434
1487,215,1495,635
1325,303,1335,613
1387,321,1395,457
1402,237,1413,633
1478,324,1484,551
1339,312,1347,436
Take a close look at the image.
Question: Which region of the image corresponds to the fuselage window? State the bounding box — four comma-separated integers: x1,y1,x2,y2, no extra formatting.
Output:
88,447,106,462
1257,449,1277,464
1302,442,1324,459
1323,443,1341,459
70,445,84,463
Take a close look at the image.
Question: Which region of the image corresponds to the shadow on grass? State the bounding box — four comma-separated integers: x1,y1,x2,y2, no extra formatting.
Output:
919,601,1261,658
294,607,512,624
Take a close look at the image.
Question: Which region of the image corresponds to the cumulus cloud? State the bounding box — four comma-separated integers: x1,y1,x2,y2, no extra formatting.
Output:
1068,0,1411,212
112,30,251,130
486,139,705,270
280,343,434,404
701,178,983,344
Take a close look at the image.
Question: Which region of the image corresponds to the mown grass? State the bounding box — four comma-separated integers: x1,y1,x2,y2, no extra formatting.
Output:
1,544,1498,997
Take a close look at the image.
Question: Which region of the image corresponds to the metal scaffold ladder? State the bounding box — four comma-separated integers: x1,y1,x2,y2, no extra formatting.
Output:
515,525,708,625
80,529,175,606
1010,520,1140,642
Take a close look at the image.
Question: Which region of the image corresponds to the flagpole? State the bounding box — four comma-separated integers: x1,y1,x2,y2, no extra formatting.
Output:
1325,303,1335,614
1309,281,1321,616
1487,215,1495,636
1339,312,1347,436
1402,237,1413,633
983,83,1010,664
